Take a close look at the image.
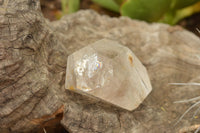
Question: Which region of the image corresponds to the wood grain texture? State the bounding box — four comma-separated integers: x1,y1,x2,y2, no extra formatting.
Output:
0,0,67,132
0,0,200,132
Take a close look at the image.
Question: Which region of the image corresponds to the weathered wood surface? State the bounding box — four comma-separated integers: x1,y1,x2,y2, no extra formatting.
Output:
1,0,200,133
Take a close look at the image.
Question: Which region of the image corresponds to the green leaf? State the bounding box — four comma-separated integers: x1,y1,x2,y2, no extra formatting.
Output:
115,0,124,5
61,0,80,14
120,0,171,22
161,2,200,25
61,0,68,14
171,0,200,10
68,0,80,14
92,0,121,12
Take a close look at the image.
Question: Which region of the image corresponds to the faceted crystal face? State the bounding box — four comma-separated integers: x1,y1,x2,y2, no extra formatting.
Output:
65,39,152,111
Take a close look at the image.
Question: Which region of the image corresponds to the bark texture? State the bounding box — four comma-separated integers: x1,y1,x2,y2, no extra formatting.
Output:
1,0,200,133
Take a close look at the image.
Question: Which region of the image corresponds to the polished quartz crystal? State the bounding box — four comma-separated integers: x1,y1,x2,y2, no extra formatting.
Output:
65,39,152,111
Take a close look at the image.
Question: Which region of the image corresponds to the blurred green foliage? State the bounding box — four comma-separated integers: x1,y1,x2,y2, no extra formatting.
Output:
161,0,200,24
171,0,199,9
92,0,120,12
120,0,171,22
61,0,80,14
92,0,200,25
61,0,200,25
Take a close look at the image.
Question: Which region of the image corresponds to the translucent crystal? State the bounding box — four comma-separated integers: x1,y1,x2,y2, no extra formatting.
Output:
65,39,152,111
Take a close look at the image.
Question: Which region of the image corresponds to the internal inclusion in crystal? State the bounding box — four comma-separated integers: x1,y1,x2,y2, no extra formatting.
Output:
65,39,152,111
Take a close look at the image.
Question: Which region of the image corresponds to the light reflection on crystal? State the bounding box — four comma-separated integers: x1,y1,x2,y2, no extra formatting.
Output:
95,61,102,70
73,53,108,92
75,54,103,78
